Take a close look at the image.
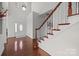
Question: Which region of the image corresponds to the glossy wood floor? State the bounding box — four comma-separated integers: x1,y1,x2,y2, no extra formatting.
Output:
2,36,50,56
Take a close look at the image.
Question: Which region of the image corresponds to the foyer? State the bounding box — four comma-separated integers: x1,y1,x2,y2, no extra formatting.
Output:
2,36,49,56
0,2,79,56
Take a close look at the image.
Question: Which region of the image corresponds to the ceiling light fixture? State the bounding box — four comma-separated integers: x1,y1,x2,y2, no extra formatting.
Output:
22,3,26,11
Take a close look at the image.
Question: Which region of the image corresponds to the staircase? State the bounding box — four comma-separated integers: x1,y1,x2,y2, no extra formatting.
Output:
33,2,79,55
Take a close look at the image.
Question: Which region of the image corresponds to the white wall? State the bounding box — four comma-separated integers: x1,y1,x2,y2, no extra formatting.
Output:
7,2,31,38
39,21,79,56
26,12,33,39
32,2,58,14
32,12,40,39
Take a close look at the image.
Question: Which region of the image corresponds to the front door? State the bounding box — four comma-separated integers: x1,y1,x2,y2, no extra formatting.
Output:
14,22,26,38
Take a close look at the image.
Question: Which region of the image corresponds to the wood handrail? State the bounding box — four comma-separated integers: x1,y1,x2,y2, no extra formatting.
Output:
0,9,8,18
36,2,62,30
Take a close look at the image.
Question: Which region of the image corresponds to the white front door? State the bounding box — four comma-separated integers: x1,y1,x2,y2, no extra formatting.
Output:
14,22,26,38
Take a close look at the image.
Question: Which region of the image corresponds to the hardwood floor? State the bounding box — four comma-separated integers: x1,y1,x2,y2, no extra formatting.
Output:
2,36,50,56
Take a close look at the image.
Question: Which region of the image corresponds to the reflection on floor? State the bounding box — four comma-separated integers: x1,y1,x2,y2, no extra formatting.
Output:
2,36,50,56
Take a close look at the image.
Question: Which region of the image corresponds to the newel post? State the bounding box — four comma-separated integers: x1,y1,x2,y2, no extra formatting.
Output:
33,29,38,49
68,2,72,16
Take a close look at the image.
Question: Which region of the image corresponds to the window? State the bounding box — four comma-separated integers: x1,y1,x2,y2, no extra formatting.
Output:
14,23,18,32
19,24,23,31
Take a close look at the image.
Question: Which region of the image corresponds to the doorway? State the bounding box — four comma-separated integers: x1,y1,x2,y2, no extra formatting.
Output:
14,22,26,38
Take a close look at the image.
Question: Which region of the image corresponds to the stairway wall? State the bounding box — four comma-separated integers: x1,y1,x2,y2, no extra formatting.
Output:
32,2,58,14
39,15,79,56
40,21,79,56
38,2,79,56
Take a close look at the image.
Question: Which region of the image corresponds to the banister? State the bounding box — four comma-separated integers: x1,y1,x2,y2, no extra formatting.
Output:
36,2,62,30
33,2,62,49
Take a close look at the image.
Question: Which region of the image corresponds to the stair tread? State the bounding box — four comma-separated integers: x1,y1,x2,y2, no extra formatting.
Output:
58,23,70,25
43,36,48,38
41,39,44,41
52,29,60,31
40,37,44,41
47,33,53,35
38,39,41,43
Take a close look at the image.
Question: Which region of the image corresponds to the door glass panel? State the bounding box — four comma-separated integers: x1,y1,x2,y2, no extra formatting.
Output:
14,23,18,32
19,24,23,31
